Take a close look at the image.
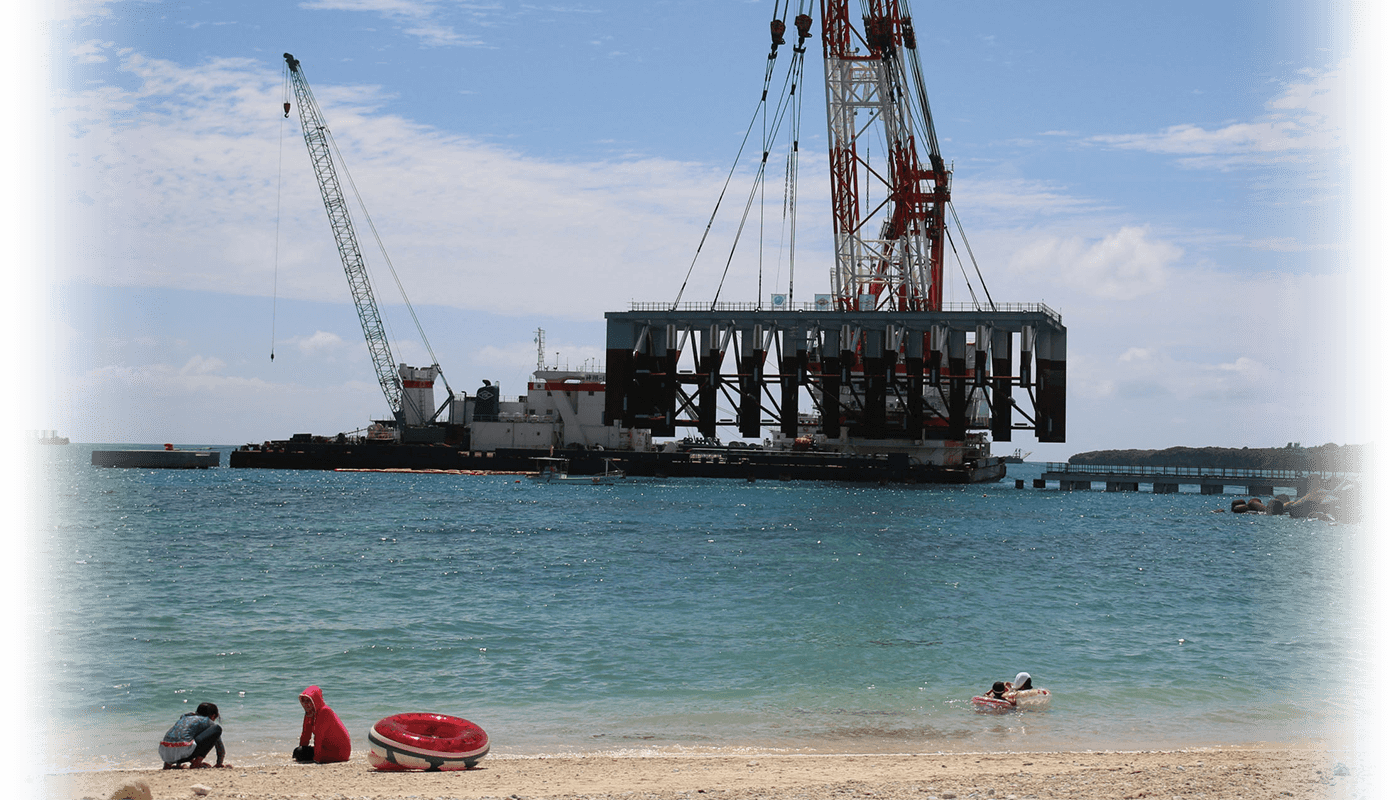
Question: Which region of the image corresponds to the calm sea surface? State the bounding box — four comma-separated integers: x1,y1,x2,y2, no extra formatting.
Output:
33,445,1362,772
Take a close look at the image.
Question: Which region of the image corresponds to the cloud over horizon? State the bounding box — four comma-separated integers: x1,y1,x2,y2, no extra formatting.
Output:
1086,64,1343,170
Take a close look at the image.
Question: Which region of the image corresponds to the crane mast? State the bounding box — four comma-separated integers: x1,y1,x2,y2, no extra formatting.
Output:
820,0,948,312
283,52,405,422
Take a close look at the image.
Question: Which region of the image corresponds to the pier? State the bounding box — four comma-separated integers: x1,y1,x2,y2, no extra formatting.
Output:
1038,463,1334,495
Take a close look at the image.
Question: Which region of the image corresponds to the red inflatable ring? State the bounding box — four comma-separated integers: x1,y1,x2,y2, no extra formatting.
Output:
970,695,1015,713
367,713,490,771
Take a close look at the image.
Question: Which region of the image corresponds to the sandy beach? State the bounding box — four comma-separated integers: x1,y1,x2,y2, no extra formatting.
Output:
47,746,1353,800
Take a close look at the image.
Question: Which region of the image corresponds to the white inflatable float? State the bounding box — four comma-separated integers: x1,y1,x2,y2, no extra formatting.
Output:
971,688,1051,713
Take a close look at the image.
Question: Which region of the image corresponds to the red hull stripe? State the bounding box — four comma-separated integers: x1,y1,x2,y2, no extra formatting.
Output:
402,380,435,388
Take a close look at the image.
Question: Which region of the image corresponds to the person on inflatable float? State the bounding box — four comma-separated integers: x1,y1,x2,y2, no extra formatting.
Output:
983,681,1012,702
1011,672,1033,690
159,702,229,769
293,685,352,763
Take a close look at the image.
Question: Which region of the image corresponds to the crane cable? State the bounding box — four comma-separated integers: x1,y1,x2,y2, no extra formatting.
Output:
943,221,981,312
777,0,812,308
308,100,453,400
778,45,805,306
948,200,995,308
271,71,291,362
757,0,794,305
322,133,440,366
708,39,807,310
669,52,783,312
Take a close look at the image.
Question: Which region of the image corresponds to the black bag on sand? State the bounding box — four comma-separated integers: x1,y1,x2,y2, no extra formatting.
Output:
292,745,314,763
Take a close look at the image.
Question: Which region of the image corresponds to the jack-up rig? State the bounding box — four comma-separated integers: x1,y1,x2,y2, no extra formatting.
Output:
232,2,1067,483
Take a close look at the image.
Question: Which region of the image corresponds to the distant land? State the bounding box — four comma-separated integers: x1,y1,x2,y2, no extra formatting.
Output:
1067,444,1368,473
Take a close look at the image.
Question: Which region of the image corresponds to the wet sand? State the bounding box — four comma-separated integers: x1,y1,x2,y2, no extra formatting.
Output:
48,746,1353,800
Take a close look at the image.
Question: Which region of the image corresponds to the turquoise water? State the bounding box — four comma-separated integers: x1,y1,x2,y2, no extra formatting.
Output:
34,445,1361,771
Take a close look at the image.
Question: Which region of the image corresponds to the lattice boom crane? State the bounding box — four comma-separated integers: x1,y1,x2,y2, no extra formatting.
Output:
821,0,948,312
283,52,405,422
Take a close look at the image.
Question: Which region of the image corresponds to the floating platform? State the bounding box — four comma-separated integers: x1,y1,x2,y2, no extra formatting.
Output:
230,440,1004,484
91,449,221,469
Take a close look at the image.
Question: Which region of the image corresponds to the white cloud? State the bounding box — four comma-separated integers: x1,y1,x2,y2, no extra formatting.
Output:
1087,65,1343,169
179,355,226,375
295,330,350,357
45,41,1357,454
70,39,110,63
953,174,1101,220
291,1,487,47
1005,226,1180,301
1086,348,1278,403
53,0,125,22
55,48,791,321
1245,237,1319,253
945,193,1349,452
299,0,433,16
403,23,485,46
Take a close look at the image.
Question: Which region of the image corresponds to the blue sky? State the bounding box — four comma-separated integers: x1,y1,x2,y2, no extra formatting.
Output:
32,0,1358,459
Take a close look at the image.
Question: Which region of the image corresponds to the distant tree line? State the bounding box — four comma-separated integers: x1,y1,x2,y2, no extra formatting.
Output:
1067,443,1368,473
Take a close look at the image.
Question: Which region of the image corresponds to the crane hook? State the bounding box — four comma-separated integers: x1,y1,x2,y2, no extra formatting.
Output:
283,101,291,118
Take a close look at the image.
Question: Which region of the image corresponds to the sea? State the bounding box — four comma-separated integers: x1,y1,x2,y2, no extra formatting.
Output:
30,444,1364,773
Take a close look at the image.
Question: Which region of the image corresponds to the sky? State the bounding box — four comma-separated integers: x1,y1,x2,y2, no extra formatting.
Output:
27,0,1364,461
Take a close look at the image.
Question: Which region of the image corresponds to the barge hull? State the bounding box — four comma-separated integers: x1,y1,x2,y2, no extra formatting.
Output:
92,450,221,469
229,442,1003,484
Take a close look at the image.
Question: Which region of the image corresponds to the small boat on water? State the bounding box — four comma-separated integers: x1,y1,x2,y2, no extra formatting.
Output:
1002,448,1032,464
38,428,69,448
531,457,626,485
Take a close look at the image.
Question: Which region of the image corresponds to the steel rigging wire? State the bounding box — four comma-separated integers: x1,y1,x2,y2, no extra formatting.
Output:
271,70,292,362
670,6,811,312
707,31,810,310
668,48,782,311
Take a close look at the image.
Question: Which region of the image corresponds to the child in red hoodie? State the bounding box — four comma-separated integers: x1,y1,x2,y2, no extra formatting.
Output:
293,685,352,763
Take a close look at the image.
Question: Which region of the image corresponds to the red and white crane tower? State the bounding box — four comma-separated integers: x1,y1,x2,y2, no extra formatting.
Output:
821,0,948,312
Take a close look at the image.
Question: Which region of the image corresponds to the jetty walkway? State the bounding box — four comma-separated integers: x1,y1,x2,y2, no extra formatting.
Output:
1037,463,1335,495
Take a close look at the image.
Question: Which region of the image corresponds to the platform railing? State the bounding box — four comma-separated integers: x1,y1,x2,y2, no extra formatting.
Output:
626,301,1063,326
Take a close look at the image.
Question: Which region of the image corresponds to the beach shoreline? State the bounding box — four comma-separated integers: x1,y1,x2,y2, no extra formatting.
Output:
46,745,1353,800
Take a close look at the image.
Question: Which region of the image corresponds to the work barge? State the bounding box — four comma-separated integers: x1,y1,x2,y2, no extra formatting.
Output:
233,302,1067,483
233,3,1069,483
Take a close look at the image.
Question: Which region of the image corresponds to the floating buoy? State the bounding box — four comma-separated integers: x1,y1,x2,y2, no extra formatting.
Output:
367,713,489,771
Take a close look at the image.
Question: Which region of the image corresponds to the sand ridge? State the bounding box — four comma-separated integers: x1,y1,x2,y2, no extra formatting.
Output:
48,747,1352,800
